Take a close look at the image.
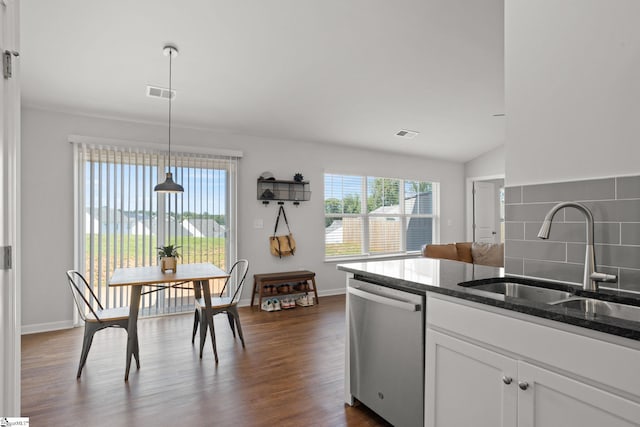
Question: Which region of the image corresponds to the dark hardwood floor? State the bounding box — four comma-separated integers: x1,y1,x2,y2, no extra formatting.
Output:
22,295,391,427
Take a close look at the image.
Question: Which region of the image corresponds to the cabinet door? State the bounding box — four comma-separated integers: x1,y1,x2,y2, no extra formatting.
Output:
425,329,517,427
518,361,640,427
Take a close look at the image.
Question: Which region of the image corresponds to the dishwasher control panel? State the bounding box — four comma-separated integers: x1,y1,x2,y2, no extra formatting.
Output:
349,278,424,305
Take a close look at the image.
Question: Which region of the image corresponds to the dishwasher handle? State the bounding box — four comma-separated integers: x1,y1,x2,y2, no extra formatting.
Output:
348,286,421,312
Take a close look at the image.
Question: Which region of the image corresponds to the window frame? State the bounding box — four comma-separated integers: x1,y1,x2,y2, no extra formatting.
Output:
324,173,439,261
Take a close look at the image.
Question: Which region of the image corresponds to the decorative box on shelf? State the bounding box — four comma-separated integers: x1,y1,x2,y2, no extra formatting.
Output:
257,178,311,205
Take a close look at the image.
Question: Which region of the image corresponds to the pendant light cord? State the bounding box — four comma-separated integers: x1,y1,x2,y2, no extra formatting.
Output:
154,44,183,193
168,49,173,175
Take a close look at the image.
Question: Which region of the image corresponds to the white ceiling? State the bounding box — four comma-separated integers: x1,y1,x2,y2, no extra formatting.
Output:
20,0,504,162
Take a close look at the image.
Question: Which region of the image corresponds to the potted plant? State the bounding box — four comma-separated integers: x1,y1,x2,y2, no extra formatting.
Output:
157,244,181,273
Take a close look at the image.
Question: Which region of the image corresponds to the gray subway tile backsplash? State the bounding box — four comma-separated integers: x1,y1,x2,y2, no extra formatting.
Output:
522,260,586,285
619,269,640,292
506,239,567,262
523,222,620,244
505,257,524,275
564,199,640,222
506,203,564,222
617,176,640,200
621,223,640,246
505,222,525,240
594,245,640,270
505,186,522,204
504,174,640,291
522,178,615,204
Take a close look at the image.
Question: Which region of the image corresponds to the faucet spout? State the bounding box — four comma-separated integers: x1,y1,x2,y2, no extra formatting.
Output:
537,202,614,292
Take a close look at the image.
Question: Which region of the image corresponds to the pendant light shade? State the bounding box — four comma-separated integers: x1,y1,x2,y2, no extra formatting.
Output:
154,172,184,193
154,44,184,193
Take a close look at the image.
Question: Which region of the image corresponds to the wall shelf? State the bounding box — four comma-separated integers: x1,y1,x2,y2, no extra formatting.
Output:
257,179,311,205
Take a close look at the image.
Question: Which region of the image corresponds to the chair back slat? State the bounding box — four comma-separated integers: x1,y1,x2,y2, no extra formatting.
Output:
218,259,249,305
66,270,104,322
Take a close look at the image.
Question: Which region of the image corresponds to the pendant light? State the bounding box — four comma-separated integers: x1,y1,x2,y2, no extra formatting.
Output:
154,44,184,193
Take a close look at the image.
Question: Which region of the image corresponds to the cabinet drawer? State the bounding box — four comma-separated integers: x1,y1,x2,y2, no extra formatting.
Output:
426,294,640,398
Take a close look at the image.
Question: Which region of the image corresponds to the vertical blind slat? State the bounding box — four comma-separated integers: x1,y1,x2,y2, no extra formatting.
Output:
97,150,104,307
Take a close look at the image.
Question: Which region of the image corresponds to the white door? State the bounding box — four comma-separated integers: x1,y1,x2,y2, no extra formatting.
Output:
474,181,498,243
518,361,640,427
0,0,21,416
425,330,517,427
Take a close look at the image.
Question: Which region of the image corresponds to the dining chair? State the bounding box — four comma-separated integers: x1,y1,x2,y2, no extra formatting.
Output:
191,259,249,361
66,270,139,378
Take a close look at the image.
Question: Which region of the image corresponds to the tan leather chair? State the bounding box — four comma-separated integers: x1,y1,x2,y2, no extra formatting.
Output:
423,243,459,260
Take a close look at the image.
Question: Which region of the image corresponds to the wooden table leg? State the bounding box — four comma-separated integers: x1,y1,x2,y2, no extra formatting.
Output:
199,279,218,363
125,285,142,381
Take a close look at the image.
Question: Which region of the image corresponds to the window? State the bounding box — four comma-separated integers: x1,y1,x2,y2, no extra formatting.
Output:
74,141,239,316
324,173,437,259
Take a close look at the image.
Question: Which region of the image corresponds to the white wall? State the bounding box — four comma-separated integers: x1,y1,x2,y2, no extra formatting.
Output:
21,107,465,331
464,144,505,179
505,0,640,186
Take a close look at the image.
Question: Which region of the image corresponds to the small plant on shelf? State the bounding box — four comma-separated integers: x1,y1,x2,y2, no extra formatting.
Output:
157,244,181,273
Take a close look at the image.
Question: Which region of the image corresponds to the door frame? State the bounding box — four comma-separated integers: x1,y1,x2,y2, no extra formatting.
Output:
1,0,21,416
465,174,504,242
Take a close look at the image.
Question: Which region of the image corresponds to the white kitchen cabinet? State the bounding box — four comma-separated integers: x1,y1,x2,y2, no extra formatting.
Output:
518,362,640,427
425,329,517,427
425,293,640,427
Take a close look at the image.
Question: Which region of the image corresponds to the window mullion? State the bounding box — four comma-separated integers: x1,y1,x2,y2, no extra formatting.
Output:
361,176,369,255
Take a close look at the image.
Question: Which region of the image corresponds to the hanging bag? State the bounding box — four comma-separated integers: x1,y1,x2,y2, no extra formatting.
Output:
269,206,296,258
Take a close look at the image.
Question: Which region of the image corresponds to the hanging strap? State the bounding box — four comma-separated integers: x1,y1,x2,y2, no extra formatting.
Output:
273,205,292,236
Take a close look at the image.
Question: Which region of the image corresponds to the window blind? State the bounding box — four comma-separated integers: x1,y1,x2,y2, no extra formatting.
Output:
74,142,239,317
324,173,437,259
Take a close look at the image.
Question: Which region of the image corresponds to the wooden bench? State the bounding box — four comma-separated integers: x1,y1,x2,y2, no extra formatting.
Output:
251,270,318,309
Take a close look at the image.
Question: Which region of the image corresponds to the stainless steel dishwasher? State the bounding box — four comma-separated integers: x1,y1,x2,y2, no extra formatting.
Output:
347,278,425,427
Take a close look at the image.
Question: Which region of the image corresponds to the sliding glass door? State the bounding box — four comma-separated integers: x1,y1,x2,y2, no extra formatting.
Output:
74,142,238,316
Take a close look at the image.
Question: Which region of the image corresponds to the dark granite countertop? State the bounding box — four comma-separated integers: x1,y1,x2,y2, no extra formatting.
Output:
337,257,640,342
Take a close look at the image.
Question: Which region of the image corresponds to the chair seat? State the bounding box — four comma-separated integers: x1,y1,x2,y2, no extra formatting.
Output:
194,296,234,310
85,306,130,322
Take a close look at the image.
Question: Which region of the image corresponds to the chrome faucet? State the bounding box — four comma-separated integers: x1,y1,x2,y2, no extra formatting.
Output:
537,201,617,292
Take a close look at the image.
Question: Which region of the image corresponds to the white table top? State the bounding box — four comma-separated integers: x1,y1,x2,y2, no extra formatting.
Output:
109,263,228,287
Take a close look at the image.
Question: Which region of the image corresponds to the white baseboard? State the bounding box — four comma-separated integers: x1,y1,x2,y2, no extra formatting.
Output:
22,289,347,333
21,320,75,335
318,288,347,297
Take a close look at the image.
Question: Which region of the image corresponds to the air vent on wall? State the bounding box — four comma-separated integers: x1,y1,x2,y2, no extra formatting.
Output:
146,85,176,100
395,129,419,139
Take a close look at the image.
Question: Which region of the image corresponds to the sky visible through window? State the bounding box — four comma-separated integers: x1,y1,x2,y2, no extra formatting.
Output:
85,162,227,215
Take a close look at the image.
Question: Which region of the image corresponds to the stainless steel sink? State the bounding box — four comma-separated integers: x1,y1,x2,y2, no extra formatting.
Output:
550,297,640,322
466,282,574,304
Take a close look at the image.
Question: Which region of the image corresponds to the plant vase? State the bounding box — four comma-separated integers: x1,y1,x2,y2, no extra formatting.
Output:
161,256,177,273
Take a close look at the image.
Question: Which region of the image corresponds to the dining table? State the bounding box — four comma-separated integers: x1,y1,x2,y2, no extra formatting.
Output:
109,262,229,380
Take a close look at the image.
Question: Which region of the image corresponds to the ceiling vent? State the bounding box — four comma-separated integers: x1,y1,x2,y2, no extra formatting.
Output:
395,129,419,139
146,85,176,100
